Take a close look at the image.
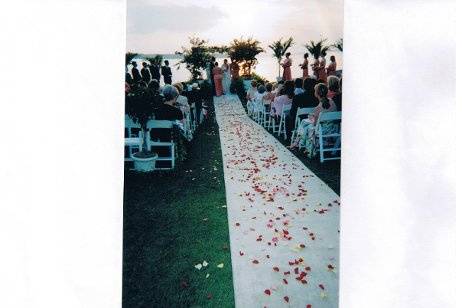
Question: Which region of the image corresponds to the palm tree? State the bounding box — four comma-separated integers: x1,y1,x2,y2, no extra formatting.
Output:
268,37,294,78
305,39,330,59
332,38,343,52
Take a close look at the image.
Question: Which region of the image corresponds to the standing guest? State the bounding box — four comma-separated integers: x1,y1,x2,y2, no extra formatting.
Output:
300,53,309,78
208,57,216,96
294,78,304,96
326,55,337,77
281,52,292,81
141,62,151,84
318,52,328,82
131,61,142,83
327,75,342,111
212,62,224,97
149,61,161,81
221,59,231,95
230,58,240,80
161,60,173,85
189,83,202,125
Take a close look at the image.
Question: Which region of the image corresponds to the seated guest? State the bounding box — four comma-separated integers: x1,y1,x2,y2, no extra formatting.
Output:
173,83,190,113
147,79,163,109
154,85,183,121
271,80,294,118
286,78,318,137
275,80,284,96
327,76,342,111
294,78,304,96
262,83,275,110
246,80,258,113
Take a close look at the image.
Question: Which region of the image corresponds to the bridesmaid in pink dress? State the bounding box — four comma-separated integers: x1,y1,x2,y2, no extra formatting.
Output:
318,53,327,82
326,55,337,77
311,56,320,80
281,52,292,81
212,62,223,96
300,53,309,78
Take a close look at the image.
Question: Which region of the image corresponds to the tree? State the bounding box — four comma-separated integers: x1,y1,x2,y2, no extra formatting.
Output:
228,37,264,77
332,38,343,52
305,39,330,59
176,37,214,81
145,54,163,66
126,52,138,66
268,37,294,78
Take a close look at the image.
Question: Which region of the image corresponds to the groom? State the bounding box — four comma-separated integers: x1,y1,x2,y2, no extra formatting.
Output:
208,56,216,96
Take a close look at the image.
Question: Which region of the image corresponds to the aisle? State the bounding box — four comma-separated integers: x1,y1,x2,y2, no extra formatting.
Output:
215,95,340,308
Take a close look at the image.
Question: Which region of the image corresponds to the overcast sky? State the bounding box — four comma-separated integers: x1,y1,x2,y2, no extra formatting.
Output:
126,0,343,54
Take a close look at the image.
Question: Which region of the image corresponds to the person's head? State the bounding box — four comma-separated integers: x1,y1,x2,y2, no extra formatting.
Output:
302,77,316,93
304,53,309,59
211,57,216,62
162,84,179,103
142,62,148,67
265,83,273,92
314,83,329,107
164,60,169,66
283,80,295,99
148,79,160,92
257,85,266,94
285,52,291,58
327,76,340,93
294,78,303,89
215,62,219,67
330,55,336,62
138,81,147,89
224,59,228,64
131,61,137,67
251,80,258,88
173,82,184,94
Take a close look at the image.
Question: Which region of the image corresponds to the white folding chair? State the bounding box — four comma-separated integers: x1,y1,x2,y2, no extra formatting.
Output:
290,107,315,145
315,111,342,163
277,104,292,139
146,120,175,170
261,99,272,128
125,115,142,161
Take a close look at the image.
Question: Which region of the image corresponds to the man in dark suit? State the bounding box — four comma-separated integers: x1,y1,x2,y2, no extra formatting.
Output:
208,57,216,96
131,61,142,83
141,62,151,84
286,78,319,138
161,60,172,85
149,61,161,82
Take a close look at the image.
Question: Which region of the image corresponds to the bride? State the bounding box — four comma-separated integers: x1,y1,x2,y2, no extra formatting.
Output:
221,59,231,95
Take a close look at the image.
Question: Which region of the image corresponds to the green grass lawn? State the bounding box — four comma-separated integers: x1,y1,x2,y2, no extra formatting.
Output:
123,116,235,307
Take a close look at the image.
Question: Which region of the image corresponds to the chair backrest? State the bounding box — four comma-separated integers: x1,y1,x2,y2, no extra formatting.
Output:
125,115,141,137
315,111,342,132
296,107,315,117
146,119,174,129
282,104,292,113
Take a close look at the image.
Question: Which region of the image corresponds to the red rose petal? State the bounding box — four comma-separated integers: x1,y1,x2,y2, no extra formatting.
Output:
319,284,325,290
284,296,289,302
283,278,288,284
252,260,259,264
273,266,280,272
264,289,271,295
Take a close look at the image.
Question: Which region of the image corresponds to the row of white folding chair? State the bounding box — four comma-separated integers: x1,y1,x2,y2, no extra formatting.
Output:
271,104,291,140
290,107,316,145
315,111,342,163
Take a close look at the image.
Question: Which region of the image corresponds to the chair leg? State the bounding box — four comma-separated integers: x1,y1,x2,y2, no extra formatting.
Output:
319,130,324,163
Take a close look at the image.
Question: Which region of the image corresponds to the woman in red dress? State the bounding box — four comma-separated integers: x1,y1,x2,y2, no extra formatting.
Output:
311,56,320,80
212,62,224,97
300,53,309,78
318,53,328,82
281,52,292,81
326,55,337,77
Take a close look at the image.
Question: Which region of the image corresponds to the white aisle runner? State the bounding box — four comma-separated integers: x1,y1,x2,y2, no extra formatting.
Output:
215,95,340,308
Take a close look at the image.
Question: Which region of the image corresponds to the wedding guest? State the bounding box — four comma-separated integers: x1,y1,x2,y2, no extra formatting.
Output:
131,61,142,83
161,60,173,85
154,85,183,121
326,55,337,77
246,80,258,112
318,52,328,82
221,59,231,94
149,61,161,81
286,78,318,137
263,83,275,104
141,62,151,84
146,79,163,109
173,83,189,111
294,78,304,96
271,80,294,117
300,53,309,78
189,83,202,124
327,75,342,111
281,52,292,81
212,62,224,97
